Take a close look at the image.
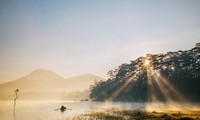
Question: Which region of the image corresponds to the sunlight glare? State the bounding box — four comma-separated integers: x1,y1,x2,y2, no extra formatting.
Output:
145,59,150,66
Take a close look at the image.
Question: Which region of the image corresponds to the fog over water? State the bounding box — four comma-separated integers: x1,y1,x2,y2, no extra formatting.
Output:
0,101,200,120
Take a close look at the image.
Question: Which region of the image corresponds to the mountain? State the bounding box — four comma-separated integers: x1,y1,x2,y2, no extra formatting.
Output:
0,69,104,100
64,74,103,91
90,43,200,103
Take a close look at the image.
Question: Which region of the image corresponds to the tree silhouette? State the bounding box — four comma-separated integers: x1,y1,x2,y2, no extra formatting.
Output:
13,89,19,114
90,43,200,102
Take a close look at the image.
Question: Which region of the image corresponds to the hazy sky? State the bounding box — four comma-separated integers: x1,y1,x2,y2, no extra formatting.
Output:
0,0,200,81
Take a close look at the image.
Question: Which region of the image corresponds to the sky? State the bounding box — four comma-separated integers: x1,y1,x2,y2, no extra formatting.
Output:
0,0,200,82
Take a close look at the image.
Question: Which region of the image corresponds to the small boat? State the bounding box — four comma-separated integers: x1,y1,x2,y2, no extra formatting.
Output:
54,105,72,112
60,105,66,112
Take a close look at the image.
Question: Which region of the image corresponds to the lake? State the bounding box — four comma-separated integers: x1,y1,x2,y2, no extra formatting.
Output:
0,101,200,120
0,101,145,120
0,101,97,120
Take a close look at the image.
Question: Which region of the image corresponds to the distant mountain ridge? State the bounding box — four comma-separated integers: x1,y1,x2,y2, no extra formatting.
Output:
0,69,104,100
90,43,200,102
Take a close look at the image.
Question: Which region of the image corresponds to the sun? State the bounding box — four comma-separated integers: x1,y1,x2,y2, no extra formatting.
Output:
142,54,152,68
144,59,150,66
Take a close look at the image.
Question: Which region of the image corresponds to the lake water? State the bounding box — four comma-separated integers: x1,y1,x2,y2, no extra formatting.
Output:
0,101,97,120
0,101,199,120
0,101,145,120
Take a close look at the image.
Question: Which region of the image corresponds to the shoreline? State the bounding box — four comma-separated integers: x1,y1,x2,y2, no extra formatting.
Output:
70,108,200,120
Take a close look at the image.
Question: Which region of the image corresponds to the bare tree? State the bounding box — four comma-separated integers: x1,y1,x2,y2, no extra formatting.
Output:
13,89,19,114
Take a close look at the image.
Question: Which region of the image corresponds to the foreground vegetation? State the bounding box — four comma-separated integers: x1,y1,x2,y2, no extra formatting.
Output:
67,108,200,120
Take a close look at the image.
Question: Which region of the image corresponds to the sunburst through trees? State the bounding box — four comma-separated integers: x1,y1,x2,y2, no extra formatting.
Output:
90,44,200,103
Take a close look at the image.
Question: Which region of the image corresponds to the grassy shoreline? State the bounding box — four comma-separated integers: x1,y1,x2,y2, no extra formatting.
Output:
68,108,200,120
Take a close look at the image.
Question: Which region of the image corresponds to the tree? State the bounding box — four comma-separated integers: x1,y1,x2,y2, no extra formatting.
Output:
13,89,19,114
107,68,119,80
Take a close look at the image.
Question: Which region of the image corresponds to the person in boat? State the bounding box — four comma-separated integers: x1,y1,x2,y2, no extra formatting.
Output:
60,105,66,112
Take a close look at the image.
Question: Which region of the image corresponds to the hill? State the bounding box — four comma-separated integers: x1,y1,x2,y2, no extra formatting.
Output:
64,74,103,91
90,43,200,103
0,69,103,100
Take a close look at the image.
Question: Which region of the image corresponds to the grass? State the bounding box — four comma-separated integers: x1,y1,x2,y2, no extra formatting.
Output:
66,108,200,120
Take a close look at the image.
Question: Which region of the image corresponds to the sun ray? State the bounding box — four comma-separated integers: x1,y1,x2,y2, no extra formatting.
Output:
144,54,186,103
150,71,174,102
153,70,187,102
147,70,157,102
107,72,139,102
106,54,186,103
106,64,145,102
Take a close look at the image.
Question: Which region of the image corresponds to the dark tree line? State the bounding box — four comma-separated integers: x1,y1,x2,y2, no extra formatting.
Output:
90,44,200,102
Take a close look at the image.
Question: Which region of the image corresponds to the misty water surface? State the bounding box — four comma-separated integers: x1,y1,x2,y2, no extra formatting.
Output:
0,101,199,120
0,101,141,120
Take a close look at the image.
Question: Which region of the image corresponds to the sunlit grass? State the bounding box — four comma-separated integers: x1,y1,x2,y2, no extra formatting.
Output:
67,107,200,120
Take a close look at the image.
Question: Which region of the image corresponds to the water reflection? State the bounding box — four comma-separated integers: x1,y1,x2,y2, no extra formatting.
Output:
13,111,16,120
